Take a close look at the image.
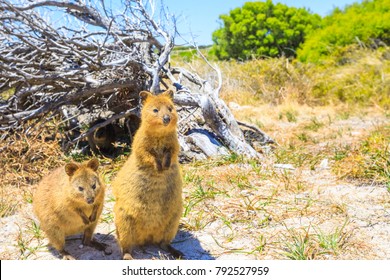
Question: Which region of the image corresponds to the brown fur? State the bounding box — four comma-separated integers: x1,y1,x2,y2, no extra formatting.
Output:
33,158,106,259
112,89,183,259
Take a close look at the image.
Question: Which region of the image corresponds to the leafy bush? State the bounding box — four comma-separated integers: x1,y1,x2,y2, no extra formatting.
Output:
298,0,390,63
211,0,321,60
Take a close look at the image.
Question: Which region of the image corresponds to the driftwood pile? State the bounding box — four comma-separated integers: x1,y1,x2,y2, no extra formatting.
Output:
0,0,274,160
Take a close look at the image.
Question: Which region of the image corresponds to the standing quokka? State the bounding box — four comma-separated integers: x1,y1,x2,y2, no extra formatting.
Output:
33,158,108,259
112,89,183,260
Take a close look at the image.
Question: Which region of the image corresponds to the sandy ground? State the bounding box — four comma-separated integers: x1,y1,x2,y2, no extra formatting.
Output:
1,167,389,260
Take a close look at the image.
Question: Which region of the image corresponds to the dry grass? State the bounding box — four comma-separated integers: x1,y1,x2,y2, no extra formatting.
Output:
332,125,390,184
173,46,390,108
1,125,66,217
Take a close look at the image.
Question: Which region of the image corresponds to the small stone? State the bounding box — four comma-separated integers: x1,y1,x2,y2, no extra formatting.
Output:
104,247,113,255
228,102,242,110
240,190,251,197
274,163,295,170
319,158,329,169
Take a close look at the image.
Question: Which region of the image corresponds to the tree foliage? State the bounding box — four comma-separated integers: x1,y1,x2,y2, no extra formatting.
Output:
211,0,321,60
297,0,390,62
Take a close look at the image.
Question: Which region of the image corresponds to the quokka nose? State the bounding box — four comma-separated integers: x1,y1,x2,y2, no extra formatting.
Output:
87,197,94,204
163,115,171,125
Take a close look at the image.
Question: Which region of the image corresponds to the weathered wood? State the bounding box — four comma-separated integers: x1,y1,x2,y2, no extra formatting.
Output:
0,0,274,159
186,129,229,158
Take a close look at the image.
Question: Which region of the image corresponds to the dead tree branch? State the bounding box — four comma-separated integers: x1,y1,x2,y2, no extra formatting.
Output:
0,0,274,159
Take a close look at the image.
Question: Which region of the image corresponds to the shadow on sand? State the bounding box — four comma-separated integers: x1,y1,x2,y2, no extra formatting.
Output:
48,230,214,260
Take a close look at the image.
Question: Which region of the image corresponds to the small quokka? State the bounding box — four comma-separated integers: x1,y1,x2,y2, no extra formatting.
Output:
33,158,108,259
112,89,183,260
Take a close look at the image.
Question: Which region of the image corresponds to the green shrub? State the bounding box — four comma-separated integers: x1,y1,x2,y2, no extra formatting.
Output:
211,0,321,60
298,0,390,63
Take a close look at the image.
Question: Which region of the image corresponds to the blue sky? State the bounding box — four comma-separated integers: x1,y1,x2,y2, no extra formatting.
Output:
163,0,362,46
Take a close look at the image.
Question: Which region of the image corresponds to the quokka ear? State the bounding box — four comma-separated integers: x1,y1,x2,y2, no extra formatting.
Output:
139,91,153,104
163,89,174,100
65,162,79,177
87,158,99,171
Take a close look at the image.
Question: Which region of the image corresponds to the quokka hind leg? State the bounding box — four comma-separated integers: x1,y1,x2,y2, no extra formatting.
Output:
46,230,75,260
122,251,134,260
60,249,76,260
82,225,112,255
116,229,134,260
114,208,136,259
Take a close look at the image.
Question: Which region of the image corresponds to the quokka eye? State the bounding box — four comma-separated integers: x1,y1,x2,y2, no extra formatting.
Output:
91,184,96,190
78,186,84,192
153,108,159,113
